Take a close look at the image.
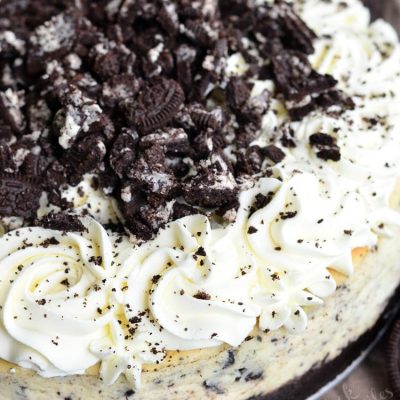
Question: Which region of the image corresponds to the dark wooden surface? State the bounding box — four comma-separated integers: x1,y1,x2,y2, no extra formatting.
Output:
363,0,400,31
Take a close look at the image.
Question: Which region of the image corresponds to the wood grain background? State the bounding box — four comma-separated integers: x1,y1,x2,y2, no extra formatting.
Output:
364,0,400,31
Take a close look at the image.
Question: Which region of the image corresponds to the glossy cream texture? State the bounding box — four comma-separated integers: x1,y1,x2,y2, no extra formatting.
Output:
0,219,120,377
0,0,400,390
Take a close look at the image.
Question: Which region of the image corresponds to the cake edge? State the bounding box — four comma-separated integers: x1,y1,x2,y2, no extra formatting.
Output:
245,285,400,400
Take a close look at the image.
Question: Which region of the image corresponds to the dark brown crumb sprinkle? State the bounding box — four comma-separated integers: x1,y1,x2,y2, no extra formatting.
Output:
194,246,207,257
35,212,86,233
89,256,103,266
271,273,280,281
247,226,258,234
193,291,211,300
280,211,298,220
40,237,60,248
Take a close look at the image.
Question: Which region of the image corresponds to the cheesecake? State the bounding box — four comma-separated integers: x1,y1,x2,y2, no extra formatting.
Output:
0,0,399,399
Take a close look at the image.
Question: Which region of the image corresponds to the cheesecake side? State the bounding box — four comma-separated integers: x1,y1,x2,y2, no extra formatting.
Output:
0,225,398,400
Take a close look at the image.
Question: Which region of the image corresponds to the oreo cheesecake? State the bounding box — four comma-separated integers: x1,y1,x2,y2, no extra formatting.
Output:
0,0,399,399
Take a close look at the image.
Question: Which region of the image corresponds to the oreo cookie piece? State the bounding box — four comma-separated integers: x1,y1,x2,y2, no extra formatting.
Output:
226,78,252,110
263,145,286,164
127,144,177,197
109,128,139,178
27,10,80,75
188,103,223,131
183,154,238,209
272,50,337,103
36,211,86,232
183,19,216,47
175,44,197,93
102,74,141,109
62,134,107,185
388,320,400,399
309,133,341,162
0,89,26,134
172,202,201,220
139,128,191,156
126,78,185,134
274,1,316,55
0,145,16,173
0,173,42,220
55,86,108,149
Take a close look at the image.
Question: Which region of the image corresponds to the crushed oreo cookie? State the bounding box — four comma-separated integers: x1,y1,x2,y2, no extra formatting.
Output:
36,212,86,232
0,174,42,220
309,133,341,162
0,0,348,238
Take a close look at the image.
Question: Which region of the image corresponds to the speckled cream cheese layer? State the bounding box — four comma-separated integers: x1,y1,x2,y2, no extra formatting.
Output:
0,0,400,395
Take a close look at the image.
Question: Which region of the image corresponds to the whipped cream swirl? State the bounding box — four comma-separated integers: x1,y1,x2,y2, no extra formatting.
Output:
107,215,259,387
0,218,121,380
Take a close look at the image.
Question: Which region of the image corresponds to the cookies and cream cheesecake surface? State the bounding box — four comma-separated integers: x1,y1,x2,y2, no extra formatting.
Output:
0,0,399,399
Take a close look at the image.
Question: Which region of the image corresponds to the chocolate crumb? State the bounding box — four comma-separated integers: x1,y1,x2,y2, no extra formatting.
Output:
36,212,86,233
40,237,60,248
89,256,102,266
203,381,224,395
195,246,207,257
309,133,341,162
280,211,298,220
193,291,211,300
248,226,258,234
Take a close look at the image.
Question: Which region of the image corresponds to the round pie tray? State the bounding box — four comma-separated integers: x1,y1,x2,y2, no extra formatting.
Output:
308,319,395,400
388,320,400,399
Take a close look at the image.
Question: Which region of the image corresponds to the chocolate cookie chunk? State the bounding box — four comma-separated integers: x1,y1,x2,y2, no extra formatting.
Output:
0,173,42,220
183,154,238,209
126,78,185,134
309,133,341,162
36,211,86,232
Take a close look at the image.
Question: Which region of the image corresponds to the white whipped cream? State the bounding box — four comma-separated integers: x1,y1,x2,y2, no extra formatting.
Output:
0,0,400,391
38,174,120,226
0,218,128,379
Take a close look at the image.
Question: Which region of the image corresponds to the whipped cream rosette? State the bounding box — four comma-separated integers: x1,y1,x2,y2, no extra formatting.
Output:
112,215,260,387
0,218,120,378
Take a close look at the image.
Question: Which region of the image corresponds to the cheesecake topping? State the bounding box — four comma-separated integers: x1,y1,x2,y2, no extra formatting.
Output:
0,0,399,392
0,0,352,240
